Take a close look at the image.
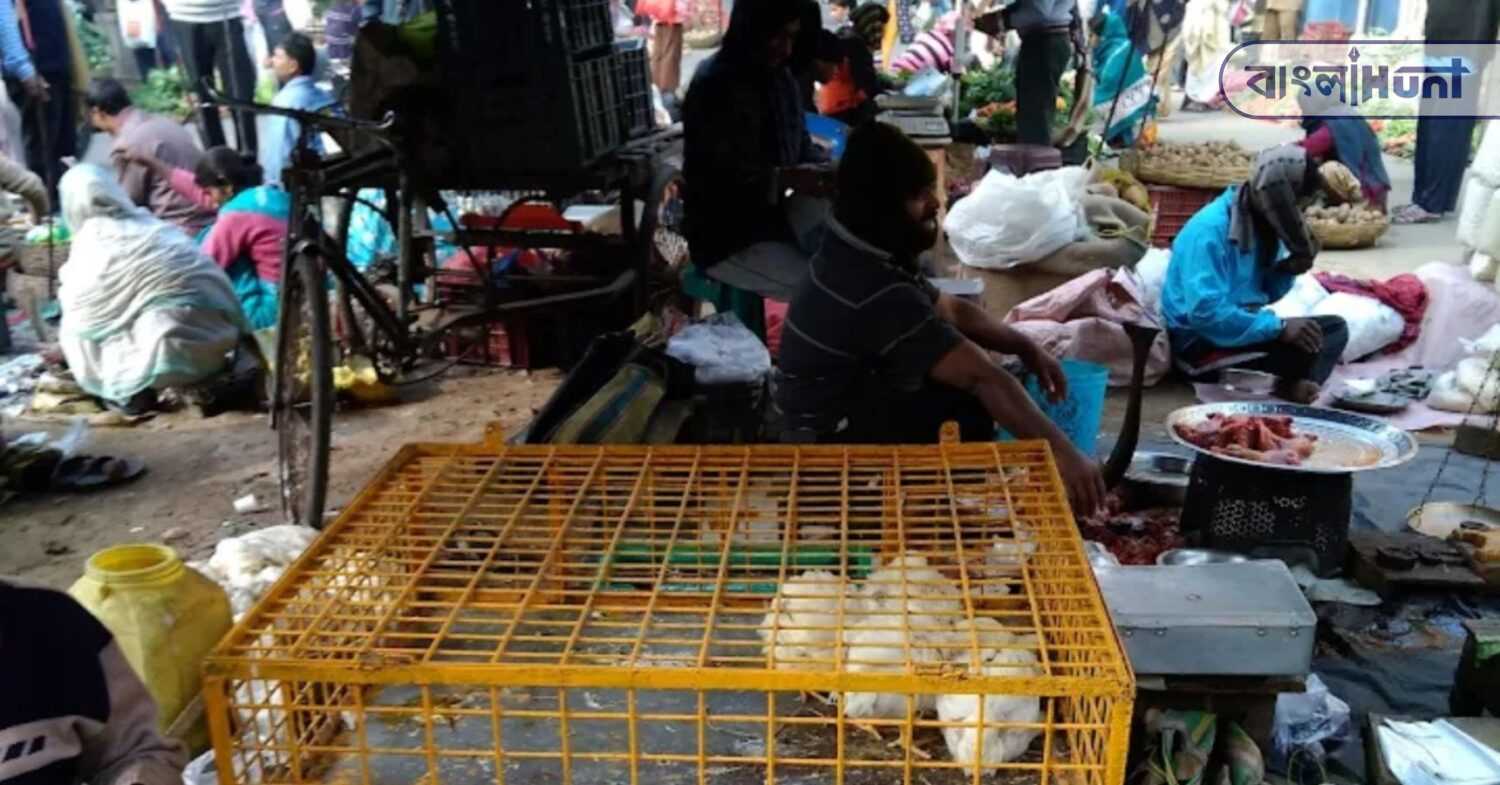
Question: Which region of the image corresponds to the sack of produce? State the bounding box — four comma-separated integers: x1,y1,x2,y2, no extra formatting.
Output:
945,167,1088,269
1458,178,1495,249
1428,371,1478,413
1268,274,1331,320
1479,194,1500,260
1457,356,1500,412
1472,121,1500,188
1472,252,1499,283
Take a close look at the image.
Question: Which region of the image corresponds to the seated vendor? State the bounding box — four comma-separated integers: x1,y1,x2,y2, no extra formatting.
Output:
1298,90,1390,212
778,122,1105,515
1163,145,1349,405
683,0,832,301
813,6,893,127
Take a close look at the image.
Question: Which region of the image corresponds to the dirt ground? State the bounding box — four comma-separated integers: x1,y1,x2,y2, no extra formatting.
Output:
0,367,564,589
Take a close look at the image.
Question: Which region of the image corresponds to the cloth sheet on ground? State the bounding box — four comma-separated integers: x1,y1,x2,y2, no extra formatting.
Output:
1194,262,1500,431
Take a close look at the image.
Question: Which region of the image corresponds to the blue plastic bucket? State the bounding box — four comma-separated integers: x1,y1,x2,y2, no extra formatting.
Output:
1000,359,1110,456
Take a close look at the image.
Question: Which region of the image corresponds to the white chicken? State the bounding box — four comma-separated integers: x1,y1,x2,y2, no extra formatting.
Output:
841,554,963,721
841,622,945,718
859,554,963,618
759,570,852,671
936,641,1043,771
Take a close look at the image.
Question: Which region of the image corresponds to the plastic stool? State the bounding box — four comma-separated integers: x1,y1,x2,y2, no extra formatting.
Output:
680,265,766,341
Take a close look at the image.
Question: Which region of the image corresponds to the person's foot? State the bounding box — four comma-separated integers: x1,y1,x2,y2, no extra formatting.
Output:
1274,378,1321,405
1392,204,1442,224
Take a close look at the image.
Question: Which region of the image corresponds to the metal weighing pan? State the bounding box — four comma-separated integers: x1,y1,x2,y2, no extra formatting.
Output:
1166,402,1419,473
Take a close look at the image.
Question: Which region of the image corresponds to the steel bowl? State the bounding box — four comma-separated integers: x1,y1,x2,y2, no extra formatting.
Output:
1155,548,1251,567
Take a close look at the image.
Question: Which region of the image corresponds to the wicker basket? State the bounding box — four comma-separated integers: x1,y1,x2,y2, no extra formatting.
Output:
1126,148,1252,189
1309,218,1389,249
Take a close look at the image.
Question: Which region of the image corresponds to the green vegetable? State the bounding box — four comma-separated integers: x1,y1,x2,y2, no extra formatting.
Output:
130,67,192,122
75,8,112,77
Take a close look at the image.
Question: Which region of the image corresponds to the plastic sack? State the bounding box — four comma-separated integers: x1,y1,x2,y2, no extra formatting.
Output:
1134,248,1171,318
945,168,1087,270
1473,121,1500,188
1458,179,1495,249
1481,194,1500,260
181,750,218,785
1472,252,1499,283
1267,275,1331,320
1429,371,1478,413
665,313,772,385
1271,674,1351,770
1310,292,1404,362
1457,356,1500,412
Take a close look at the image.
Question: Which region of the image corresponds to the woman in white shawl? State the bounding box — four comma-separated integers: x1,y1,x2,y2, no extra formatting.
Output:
57,165,250,410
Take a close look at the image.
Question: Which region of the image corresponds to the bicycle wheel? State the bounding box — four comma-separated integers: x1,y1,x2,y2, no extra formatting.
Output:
274,251,333,529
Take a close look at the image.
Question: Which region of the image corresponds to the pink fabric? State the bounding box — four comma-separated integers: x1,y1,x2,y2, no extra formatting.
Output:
1314,271,1428,354
1003,268,1171,387
764,298,787,359
202,210,287,284
1300,126,1335,158
635,0,684,24
166,167,217,212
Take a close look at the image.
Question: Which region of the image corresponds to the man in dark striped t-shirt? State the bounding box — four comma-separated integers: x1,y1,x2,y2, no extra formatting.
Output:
777,123,1104,514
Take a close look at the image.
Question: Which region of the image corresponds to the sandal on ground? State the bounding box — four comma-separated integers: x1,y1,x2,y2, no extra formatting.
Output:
51,455,147,492
1391,204,1442,224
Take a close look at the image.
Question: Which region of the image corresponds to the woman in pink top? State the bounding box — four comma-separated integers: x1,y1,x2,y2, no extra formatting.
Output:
124,147,288,330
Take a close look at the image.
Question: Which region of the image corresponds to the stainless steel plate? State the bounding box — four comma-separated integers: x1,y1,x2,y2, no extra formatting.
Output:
1166,402,1419,473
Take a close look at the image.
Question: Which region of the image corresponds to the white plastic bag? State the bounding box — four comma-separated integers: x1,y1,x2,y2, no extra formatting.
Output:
117,0,158,49
945,168,1087,270
1311,292,1404,362
1134,248,1171,318
1457,356,1500,412
1429,371,1477,413
1458,179,1496,249
1472,120,1500,187
1472,252,1500,282
665,313,772,385
1267,274,1330,320
1480,196,1500,260
1271,674,1351,770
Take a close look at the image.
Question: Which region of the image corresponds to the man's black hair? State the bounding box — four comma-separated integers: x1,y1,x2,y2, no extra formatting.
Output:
84,78,131,116
814,29,844,63
277,32,317,76
835,121,936,252
830,0,856,9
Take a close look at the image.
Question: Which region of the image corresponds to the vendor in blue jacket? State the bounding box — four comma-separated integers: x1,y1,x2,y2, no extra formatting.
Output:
1162,145,1349,405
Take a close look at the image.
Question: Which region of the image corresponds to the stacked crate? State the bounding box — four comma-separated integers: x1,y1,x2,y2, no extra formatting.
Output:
430,0,624,178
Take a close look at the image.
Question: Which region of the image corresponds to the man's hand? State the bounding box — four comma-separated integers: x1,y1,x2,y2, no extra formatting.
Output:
778,164,835,197
1023,345,1068,404
20,74,48,101
1279,317,1324,354
1055,442,1106,517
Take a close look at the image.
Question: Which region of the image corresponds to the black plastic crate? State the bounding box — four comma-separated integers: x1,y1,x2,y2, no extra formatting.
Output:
614,39,654,138
431,0,612,87
570,53,624,164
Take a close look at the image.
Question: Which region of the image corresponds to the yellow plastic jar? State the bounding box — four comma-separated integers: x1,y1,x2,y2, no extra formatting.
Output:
69,544,231,752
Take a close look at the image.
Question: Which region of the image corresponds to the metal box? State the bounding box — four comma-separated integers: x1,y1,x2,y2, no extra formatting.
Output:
1096,560,1316,677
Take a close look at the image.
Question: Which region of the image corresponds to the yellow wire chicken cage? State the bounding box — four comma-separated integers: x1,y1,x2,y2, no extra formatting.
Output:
203,425,1133,785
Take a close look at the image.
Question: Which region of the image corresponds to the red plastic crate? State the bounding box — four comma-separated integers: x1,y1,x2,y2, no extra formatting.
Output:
440,319,533,369
1148,185,1222,248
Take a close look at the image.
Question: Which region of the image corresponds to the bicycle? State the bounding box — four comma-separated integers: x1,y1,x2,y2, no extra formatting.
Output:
204,90,686,529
